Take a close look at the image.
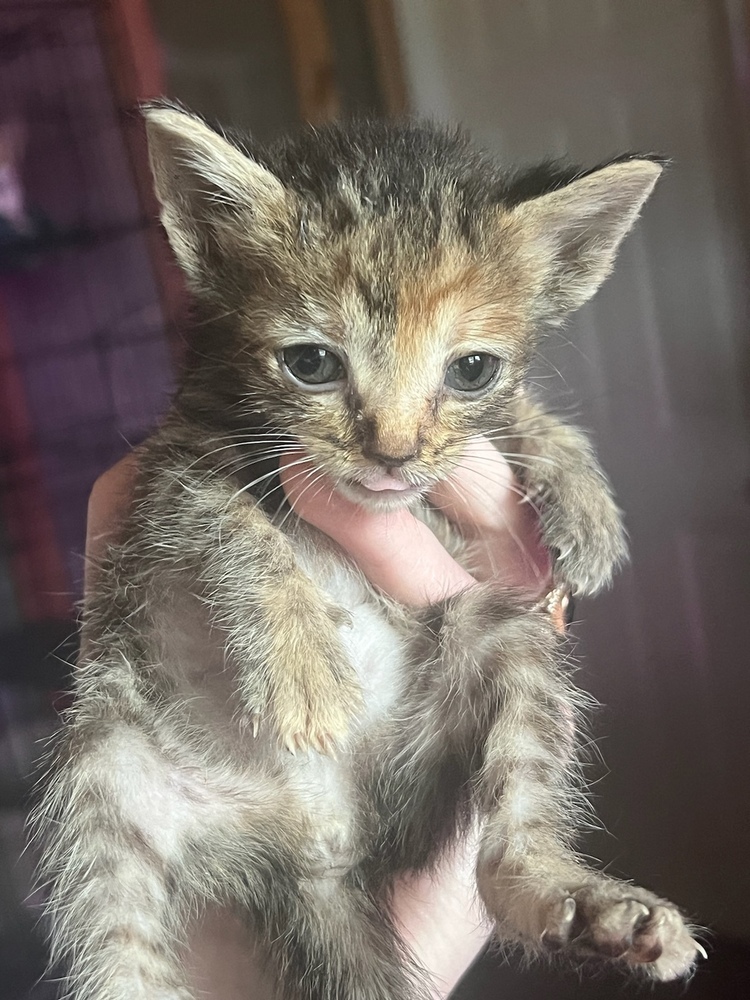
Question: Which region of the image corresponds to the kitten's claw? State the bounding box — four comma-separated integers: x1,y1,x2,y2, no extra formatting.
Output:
317,734,339,759
695,942,708,961
540,896,576,949
313,734,338,756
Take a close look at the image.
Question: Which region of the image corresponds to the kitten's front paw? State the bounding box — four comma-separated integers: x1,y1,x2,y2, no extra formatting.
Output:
270,645,363,755
544,486,628,596
538,881,704,981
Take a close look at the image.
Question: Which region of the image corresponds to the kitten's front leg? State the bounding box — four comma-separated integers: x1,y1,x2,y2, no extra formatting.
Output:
502,393,627,595
141,456,361,752
247,546,362,753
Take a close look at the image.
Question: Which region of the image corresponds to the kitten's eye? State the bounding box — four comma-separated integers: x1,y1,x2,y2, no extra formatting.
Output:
444,354,500,393
281,345,345,388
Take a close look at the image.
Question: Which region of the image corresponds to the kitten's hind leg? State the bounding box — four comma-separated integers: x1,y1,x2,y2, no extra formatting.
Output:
200,837,429,1000
37,718,421,1000
451,589,703,980
35,735,196,1000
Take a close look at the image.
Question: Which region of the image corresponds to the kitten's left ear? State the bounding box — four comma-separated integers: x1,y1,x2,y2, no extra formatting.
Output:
509,158,663,324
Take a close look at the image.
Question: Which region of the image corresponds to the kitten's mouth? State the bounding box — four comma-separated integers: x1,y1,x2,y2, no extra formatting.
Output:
360,472,413,493
344,471,424,506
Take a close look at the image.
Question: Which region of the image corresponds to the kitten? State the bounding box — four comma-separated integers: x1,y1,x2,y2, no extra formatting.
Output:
34,106,702,1000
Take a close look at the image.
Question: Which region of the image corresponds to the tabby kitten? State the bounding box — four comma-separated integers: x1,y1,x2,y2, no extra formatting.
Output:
35,106,702,1000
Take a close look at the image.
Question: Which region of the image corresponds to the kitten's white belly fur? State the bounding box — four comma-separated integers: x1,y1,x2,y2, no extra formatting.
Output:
292,547,406,866
148,538,405,871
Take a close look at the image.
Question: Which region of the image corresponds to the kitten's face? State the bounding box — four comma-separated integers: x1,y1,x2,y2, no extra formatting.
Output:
145,108,660,508
233,225,536,510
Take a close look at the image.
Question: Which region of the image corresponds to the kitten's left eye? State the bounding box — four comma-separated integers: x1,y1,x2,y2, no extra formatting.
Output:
281,345,346,389
445,354,501,393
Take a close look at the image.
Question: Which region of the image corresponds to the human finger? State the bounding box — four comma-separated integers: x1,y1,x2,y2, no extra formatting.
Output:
427,436,551,598
85,454,139,590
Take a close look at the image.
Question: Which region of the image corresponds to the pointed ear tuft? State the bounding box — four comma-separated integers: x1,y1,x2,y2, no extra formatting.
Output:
142,106,293,284
510,158,663,324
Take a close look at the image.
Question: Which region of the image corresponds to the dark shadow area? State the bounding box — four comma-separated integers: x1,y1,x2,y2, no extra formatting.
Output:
458,936,750,1000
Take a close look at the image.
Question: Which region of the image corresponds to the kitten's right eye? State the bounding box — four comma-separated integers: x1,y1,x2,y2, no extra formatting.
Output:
281,345,346,389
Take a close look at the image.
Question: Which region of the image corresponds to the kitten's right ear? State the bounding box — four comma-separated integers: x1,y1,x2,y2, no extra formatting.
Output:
143,105,294,283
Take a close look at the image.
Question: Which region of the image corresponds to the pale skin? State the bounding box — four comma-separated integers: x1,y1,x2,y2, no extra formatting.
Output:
86,439,551,1000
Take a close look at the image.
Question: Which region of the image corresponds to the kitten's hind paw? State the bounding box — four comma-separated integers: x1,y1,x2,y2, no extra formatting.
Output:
538,883,704,980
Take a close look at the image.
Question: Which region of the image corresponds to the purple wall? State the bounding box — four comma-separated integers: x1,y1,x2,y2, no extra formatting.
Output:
0,0,173,603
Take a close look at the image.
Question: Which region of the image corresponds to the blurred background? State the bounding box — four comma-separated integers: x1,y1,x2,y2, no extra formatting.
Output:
0,0,749,997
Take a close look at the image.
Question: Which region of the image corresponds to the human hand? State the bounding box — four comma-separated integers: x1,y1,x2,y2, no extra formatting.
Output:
86,438,551,604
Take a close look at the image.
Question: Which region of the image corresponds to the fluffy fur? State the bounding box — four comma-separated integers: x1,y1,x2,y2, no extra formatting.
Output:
32,108,701,1000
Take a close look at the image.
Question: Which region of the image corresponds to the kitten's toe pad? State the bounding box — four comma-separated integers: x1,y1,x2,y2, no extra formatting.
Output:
628,903,706,980
540,884,703,980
